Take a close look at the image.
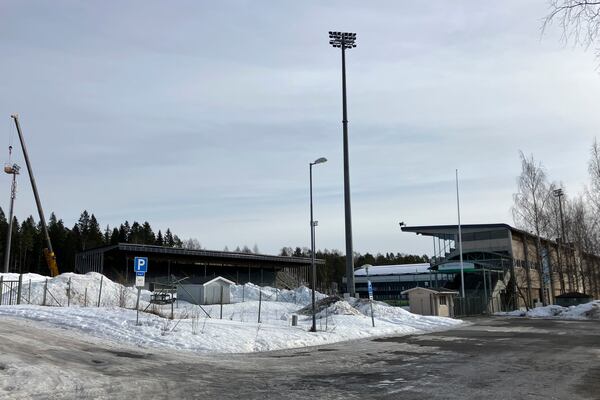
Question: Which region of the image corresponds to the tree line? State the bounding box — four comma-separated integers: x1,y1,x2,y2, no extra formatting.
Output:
0,210,187,275
279,246,429,290
0,207,429,284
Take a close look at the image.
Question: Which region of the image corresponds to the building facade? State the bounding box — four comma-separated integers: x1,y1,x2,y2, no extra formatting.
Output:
344,263,454,302
402,223,600,309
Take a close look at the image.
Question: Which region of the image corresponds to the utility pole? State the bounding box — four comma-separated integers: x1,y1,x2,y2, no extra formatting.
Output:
309,157,327,332
329,31,357,296
554,188,571,290
3,161,20,273
456,169,465,298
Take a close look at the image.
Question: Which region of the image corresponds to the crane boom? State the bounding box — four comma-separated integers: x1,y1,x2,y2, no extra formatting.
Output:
10,115,59,277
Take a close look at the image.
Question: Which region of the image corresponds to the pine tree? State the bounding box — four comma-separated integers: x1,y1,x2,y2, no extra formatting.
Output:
110,228,119,245
103,225,111,245
129,222,143,244
118,221,130,243
77,210,91,250
164,229,175,247
87,214,104,249
48,213,68,269
156,230,164,246
141,221,155,245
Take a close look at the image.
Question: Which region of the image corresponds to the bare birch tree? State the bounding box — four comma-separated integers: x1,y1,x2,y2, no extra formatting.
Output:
544,1,600,57
512,152,555,305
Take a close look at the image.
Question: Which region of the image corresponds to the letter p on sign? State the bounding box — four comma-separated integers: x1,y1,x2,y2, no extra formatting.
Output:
134,257,148,273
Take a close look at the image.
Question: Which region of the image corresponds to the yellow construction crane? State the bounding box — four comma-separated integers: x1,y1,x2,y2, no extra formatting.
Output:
10,115,59,277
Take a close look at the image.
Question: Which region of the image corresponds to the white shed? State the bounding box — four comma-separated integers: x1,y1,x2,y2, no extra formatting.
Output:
177,276,235,305
401,287,459,317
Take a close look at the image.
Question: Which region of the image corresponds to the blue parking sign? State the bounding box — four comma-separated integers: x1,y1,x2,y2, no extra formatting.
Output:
134,257,148,273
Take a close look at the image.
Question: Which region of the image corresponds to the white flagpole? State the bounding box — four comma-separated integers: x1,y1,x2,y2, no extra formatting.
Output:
456,169,465,298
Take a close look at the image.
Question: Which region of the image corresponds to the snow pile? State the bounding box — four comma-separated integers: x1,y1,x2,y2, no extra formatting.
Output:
0,272,466,354
230,282,327,306
496,301,600,320
314,299,362,318
0,272,47,283
0,272,152,308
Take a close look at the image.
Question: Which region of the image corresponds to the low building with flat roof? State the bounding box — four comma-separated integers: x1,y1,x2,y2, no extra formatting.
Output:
75,243,322,288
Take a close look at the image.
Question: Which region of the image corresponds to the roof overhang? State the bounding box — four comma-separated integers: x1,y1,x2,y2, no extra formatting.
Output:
401,223,512,239
76,243,324,266
401,287,459,295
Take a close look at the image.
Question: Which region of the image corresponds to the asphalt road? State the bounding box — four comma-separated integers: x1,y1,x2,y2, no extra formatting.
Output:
0,316,598,399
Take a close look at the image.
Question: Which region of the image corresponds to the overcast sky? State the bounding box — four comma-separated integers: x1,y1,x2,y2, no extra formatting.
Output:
1,1,600,257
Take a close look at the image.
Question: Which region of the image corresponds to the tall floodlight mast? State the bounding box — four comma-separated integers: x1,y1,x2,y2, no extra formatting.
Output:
328,31,357,296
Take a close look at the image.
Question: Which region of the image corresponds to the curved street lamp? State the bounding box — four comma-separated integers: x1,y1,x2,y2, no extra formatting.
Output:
309,157,327,332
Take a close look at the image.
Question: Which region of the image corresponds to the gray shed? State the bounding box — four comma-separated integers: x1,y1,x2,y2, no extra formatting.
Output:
177,276,235,305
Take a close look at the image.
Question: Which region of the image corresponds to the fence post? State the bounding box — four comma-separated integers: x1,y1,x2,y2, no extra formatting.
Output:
0,276,3,306
67,277,71,307
17,274,22,305
171,291,174,320
242,285,245,302
220,286,224,320
258,290,262,324
43,279,48,306
135,287,141,326
28,279,31,304
84,287,88,307
97,276,103,307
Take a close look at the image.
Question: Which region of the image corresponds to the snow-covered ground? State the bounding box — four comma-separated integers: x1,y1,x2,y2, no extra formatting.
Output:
0,272,464,354
495,301,600,320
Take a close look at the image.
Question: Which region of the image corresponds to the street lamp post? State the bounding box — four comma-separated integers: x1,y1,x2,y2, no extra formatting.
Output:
456,169,465,299
553,188,570,289
310,157,327,332
329,31,357,297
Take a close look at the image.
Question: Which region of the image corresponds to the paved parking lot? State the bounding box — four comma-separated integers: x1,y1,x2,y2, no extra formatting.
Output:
0,316,599,399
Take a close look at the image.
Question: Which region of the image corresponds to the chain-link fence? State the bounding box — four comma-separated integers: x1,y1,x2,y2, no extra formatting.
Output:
454,294,511,317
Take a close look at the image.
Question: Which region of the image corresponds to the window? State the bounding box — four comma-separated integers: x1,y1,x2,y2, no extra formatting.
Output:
439,296,447,305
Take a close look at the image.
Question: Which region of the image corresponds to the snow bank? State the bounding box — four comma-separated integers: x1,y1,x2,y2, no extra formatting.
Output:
0,272,465,354
230,282,327,306
496,301,600,320
0,272,152,308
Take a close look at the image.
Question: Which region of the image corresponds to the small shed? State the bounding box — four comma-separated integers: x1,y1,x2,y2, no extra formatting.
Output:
401,287,459,317
177,276,235,305
555,292,593,307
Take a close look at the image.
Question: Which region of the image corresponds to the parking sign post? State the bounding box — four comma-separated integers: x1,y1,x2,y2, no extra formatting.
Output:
133,257,148,326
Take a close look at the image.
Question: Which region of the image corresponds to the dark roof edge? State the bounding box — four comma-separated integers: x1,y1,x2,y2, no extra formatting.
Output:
76,243,324,264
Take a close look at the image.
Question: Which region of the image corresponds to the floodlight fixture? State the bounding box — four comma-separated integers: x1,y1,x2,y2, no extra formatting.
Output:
328,31,357,49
